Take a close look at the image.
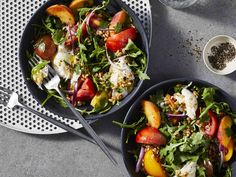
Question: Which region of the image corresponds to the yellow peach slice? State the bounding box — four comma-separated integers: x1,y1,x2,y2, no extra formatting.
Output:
69,0,94,10
217,116,233,147
142,100,161,129
143,150,167,177
224,138,234,162
46,5,75,25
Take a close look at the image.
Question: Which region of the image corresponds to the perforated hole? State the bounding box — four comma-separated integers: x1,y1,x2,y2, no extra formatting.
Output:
0,0,151,134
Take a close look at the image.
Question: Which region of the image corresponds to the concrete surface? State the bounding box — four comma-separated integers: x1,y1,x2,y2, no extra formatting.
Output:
1,0,236,177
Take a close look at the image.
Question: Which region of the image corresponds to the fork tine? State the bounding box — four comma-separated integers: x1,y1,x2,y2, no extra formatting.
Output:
42,76,49,84
29,59,35,68
47,64,57,76
0,86,13,95
0,89,10,97
32,56,40,64
28,56,39,68
48,71,54,79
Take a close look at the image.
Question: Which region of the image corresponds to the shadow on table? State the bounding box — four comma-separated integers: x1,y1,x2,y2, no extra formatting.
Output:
24,100,132,154
149,1,199,84
182,0,236,25
227,71,236,82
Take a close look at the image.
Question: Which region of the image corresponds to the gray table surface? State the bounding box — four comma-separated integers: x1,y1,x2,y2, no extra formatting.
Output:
1,0,236,177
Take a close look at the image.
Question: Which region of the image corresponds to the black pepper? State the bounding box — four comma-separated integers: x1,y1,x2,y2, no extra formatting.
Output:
208,42,236,70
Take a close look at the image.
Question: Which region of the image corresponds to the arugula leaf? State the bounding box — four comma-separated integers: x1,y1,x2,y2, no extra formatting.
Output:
159,125,176,138
160,141,185,158
90,37,105,58
114,23,122,33
31,60,49,78
51,29,65,45
79,43,88,63
196,166,206,177
74,63,81,74
202,87,216,107
224,166,232,177
42,90,67,108
149,90,164,106
137,70,150,80
178,154,199,163
99,20,109,28
199,102,214,118
43,16,66,45
113,116,147,143
124,39,144,58
113,116,146,129
173,84,184,93
225,127,232,137
78,7,93,16
179,132,208,153
124,39,149,80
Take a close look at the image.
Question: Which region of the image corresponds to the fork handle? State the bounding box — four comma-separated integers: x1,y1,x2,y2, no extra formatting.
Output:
55,88,118,166
18,103,95,144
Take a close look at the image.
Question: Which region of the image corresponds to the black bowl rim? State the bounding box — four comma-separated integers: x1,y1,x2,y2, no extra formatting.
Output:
121,78,235,177
18,0,149,121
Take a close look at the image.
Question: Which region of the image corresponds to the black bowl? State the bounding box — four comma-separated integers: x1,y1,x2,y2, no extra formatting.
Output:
121,78,236,177
19,0,149,120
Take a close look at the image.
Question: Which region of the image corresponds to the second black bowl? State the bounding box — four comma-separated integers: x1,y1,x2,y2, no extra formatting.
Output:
121,78,236,177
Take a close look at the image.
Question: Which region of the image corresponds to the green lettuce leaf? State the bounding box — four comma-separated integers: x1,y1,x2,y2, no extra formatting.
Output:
124,39,149,80
31,60,49,78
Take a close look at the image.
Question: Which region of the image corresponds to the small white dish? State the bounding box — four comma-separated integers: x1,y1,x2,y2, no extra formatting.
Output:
203,35,236,75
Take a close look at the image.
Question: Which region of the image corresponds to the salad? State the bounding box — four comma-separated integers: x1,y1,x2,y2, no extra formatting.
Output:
28,0,148,114
116,83,236,177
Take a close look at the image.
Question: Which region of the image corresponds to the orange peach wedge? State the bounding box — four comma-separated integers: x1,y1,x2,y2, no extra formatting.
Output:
69,0,94,10
224,138,234,162
142,100,161,129
109,10,128,36
217,115,233,147
46,5,75,25
143,150,167,177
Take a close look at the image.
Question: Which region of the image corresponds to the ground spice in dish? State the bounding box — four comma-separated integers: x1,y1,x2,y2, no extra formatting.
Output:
208,42,236,70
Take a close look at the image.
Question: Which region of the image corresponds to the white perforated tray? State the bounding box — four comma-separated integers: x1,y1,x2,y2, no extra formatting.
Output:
0,0,152,134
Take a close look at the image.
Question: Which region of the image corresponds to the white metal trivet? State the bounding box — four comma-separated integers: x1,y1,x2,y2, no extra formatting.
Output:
0,0,152,134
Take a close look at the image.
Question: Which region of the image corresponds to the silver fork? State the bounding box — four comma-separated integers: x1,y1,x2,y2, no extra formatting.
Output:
0,86,96,144
29,56,117,166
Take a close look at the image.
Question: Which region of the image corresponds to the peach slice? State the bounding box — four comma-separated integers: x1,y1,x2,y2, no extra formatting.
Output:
142,100,161,129
217,115,233,147
224,138,234,162
143,150,167,177
46,5,75,25
34,35,57,61
109,10,128,36
69,0,94,10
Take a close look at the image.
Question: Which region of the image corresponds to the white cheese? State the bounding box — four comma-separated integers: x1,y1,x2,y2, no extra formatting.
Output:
174,162,197,177
181,88,198,119
173,88,198,119
52,45,75,80
32,65,48,87
109,58,134,99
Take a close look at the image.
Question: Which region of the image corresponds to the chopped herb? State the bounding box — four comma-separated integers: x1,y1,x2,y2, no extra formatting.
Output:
31,60,49,79
114,23,122,33
225,127,232,137
113,116,147,143
43,16,66,45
